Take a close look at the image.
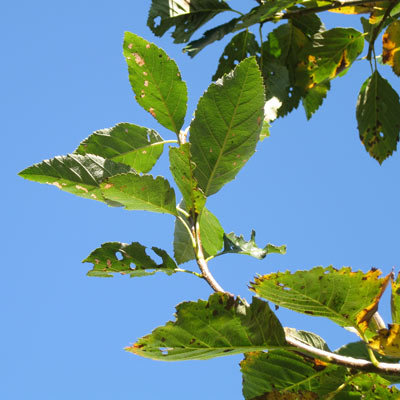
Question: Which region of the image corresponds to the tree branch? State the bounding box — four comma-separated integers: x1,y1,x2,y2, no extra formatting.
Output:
285,333,400,376
263,0,389,22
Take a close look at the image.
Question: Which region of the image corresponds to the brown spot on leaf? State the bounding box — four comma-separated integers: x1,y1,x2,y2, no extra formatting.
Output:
146,44,150,49
128,43,133,49
144,80,149,87
75,185,89,193
213,310,218,316
106,259,112,268
149,107,156,117
103,183,114,189
132,53,145,66
50,181,63,189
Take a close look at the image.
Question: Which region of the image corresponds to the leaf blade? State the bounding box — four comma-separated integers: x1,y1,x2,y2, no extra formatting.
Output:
123,32,187,134
356,71,400,163
18,154,132,204
83,242,178,278
75,123,165,173
100,173,178,215
190,57,265,197
127,294,286,361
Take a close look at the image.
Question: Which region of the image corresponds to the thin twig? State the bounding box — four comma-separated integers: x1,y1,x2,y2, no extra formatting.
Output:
194,219,229,294
285,334,400,375
367,0,397,60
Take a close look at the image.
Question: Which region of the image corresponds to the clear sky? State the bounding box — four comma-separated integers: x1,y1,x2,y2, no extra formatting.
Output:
2,1,400,399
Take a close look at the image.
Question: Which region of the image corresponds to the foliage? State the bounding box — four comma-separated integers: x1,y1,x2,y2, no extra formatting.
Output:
19,0,400,398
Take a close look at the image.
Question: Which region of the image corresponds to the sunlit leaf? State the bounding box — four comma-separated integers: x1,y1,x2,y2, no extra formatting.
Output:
241,350,346,400
251,266,391,337
75,123,166,173
147,0,232,44
18,154,131,204
123,32,187,134
83,242,178,277
169,144,206,216
220,230,286,260
370,1,400,24
391,272,400,324
382,21,400,76
190,58,264,196
356,71,400,163
212,30,260,81
174,205,223,264
347,373,400,398
126,294,286,360
100,173,177,215
328,3,377,14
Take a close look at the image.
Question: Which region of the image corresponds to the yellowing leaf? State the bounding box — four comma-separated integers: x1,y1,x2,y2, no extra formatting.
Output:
328,3,377,14
369,324,400,357
382,21,400,76
391,272,400,324
356,271,391,333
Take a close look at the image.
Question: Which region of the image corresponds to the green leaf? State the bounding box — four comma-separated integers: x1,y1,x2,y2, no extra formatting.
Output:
260,23,307,117
174,205,223,264
147,0,232,44
123,32,187,134
251,266,391,337
305,28,364,85
392,272,400,324
18,154,131,204
241,350,346,400
236,1,297,30
356,71,400,163
220,230,286,260
75,123,166,173
284,327,331,352
347,373,400,399
127,294,286,361
169,144,206,216
291,12,324,38
302,81,330,120
83,242,178,277
183,18,239,57
190,57,265,197
212,30,260,81
100,173,177,215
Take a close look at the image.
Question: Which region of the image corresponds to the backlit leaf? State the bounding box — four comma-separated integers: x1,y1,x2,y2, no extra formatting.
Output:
369,324,400,357
75,123,165,173
241,350,346,400
123,32,187,134
126,294,286,361
183,18,239,57
174,205,223,264
83,242,178,277
391,272,400,324
100,173,177,215
382,21,400,76
304,28,364,86
302,81,330,120
356,71,400,163
190,57,264,196
220,230,286,260
328,3,377,14
347,373,400,398
169,144,206,216
18,154,131,204
147,0,232,44
251,266,391,337
212,30,260,81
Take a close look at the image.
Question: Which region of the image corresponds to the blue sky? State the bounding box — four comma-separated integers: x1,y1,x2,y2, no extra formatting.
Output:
3,1,400,399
